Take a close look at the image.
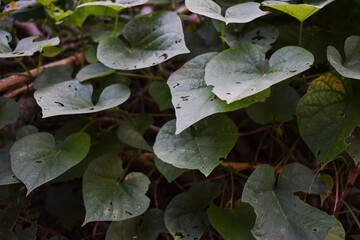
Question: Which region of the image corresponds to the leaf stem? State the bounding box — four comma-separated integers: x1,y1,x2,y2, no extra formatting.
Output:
113,11,119,38
298,21,303,46
115,71,165,81
229,171,234,209
13,58,33,78
80,119,96,132
118,152,140,182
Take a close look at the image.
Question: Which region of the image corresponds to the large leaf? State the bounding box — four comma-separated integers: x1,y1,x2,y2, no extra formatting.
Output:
327,35,360,80
260,0,334,22
0,29,12,53
164,181,221,240
78,0,148,11
205,44,313,104
117,114,154,151
90,21,125,43
153,114,237,176
76,62,115,82
207,201,256,240
185,0,269,24
242,163,335,240
326,219,345,240
296,74,360,165
82,155,150,225
97,11,189,70
0,36,59,58
168,52,270,134
34,80,130,117
0,97,19,128
33,65,73,89
106,208,167,240
246,83,299,125
10,132,90,194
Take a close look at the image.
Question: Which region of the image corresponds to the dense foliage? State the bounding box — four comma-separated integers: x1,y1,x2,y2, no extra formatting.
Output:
0,0,359,239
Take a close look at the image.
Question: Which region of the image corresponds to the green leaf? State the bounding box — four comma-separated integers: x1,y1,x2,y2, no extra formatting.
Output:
106,208,167,240
154,155,186,183
327,35,360,80
85,46,98,63
346,128,360,164
97,11,189,70
82,155,150,225
117,114,154,151
33,65,73,89
149,81,173,111
78,0,148,11
185,0,269,24
90,21,125,43
0,36,59,58
246,83,299,125
46,3,73,22
41,46,62,57
242,163,334,240
0,29,12,53
76,62,115,82
0,140,19,185
2,0,40,14
153,114,238,176
326,219,345,240
205,44,313,104
168,52,270,134
261,0,334,22
0,97,19,128
34,81,130,118
296,74,360,165
165,181,221,240
207,201,256,240
10,132,90,194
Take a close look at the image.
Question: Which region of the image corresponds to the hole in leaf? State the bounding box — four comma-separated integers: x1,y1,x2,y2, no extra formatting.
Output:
175,232,185,238
109,201,113,206
312,227,319,232
290,70,297,73
36,160,42,163
173,83,180,88
226,93,231,95
54,101,64,107
125,211,132,215
235,82,241,84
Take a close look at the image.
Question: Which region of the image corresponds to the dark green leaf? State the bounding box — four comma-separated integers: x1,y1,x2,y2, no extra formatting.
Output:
149,81,173,111
0,97,19,128
76,62,115,82
33,65,73,89
154,155,186,183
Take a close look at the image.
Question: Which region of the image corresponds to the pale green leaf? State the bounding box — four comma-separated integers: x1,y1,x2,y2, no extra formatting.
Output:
78,0,148,11
0,29,12,53
153,114,238,176
33,65,73,89
82,155,150,225
165,181,221,240
326,219,345,240
10,132,90,194
76,62,115,82
242,163,334,240
97,11,189,70
205,44,313,104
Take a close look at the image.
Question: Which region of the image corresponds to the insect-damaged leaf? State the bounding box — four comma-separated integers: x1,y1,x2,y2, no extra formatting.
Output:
205,44,313,104
242,163,335,240
82,155,150,225
296,74,360,165
97,11,189,70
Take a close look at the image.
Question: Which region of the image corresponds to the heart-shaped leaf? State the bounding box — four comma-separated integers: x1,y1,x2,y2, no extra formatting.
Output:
2,0,40,14
97,11,189,70
82,155,150,225
154,155,186,183
78,0,148,11
246,83,299,125
165,181,221,240
185,0,269,24
207,201,256,240
10,132,90,194
0,97,19,128
327,35,360,80
33,65,73,89
106,208,167,240
0,30,12,53
205,44,313,104
76,62,115,82
0,36,59,58
296,73,360,165
242,163,335,240
90,21,125,43
261,0,334,22
168,52,270,134
117,114,154,151
153,114,238,176
34,80,130,118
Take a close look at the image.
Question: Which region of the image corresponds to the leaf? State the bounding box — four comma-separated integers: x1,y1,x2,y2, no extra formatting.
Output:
2,0,40,14
168,52,270,134
117,114,154,151
326,219,345,240
296,74,360,165
46,3,73,22
0,29,12,53
242,163,334,240
165,181,221,240
0,97,19,128
207,201,256,240
0,140,19,185
82,155,150,225
346,128,360,164
185,0,269,24
33,65,73,89
154,155,186,183
0,223,37,240
90,21,125,43
97,11,189,70
78,0,148,11
34,80,130,118
76,62,115,82
153,114,238,176
205,44,313,104
0,36,60,58
149,81,173,111
246,83,299,125
106,208,167,240
327,35,360,80
260,0,334,22
10,132,90,194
